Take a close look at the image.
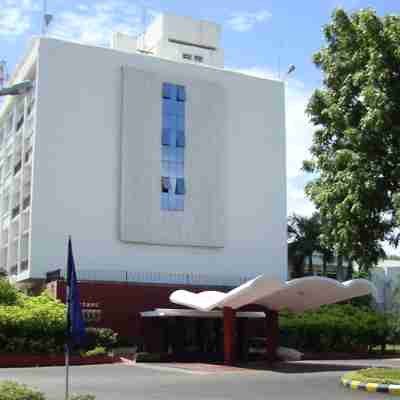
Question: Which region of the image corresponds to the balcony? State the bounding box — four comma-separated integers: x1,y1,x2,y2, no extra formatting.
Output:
24,148,32,164
23,195,30,210
20,259,28,272
21,210,30,232
11,205,20,219
16,116,24,133
26,99,35,117
13,160,22,175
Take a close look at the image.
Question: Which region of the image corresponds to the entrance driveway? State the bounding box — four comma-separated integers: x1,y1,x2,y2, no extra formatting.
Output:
0,362,392,400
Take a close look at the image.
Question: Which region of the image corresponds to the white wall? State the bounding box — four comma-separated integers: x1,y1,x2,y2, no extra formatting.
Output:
30,37,287,281
120,66,224,247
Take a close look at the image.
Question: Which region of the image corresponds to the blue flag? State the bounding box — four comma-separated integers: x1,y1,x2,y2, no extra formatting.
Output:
66,237,85,346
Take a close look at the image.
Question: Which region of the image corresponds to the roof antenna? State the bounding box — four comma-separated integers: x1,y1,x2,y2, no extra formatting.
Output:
141,4,147,51
41,0,54,35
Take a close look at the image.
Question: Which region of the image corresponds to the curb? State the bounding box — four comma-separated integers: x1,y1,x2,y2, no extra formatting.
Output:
341,377,400,395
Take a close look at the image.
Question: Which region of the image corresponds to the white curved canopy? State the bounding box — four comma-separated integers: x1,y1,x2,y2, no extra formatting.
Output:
170,276,377,313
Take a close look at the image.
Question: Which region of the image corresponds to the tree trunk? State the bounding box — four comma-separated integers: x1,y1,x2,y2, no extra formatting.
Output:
293,258,305,278
345,259,353,280
308,255,313,275
322,257,327,277
337,256,344,281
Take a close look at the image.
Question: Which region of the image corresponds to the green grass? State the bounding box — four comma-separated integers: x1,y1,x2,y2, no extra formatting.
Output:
343,368,400,385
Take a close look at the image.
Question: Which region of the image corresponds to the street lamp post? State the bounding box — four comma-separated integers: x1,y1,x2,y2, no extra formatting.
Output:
0,80,33,97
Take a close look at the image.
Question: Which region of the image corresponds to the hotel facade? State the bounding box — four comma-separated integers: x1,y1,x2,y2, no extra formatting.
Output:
0,14,287,287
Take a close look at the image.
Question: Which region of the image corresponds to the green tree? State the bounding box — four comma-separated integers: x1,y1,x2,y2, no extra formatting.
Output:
304,8,400,271
288,212,322,277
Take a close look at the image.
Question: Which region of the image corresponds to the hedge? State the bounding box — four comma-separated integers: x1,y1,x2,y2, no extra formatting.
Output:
279,303,389,353
0,279,117,354
0,381,95,400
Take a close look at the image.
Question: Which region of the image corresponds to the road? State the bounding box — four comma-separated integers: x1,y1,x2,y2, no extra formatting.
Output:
0,362,394,400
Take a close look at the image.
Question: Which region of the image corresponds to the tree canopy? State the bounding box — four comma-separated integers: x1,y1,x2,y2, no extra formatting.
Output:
304,8,400,271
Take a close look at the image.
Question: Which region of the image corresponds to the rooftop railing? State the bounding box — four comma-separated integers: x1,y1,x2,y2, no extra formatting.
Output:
49,268,254,287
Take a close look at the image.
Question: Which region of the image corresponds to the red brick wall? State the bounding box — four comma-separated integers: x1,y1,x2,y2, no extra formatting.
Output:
49,280,262,341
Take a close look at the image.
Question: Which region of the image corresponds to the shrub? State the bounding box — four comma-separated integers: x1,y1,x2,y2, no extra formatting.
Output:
279,304,389,353
70,395,96,400
0,289,119,355
85,328,118,350
0,278,19,306
136,352,161,362
0,380,45,400
0,293,66,354
82,346,107,357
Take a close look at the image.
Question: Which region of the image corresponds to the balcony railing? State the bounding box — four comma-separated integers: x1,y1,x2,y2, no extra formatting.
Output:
11,205,20,219
13,161,22,175
16,116,24,133
24,148,32,163
54,268,254,287
23,196,30,210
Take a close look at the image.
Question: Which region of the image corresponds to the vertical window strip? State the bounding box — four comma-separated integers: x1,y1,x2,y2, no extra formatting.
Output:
161,83,185,211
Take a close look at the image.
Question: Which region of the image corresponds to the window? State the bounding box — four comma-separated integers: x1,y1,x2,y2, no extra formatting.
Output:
161,177,170,193
194,55,204,63
161,83,186,211
177,86,186,102
175,178,185,195
162,128,171,146
176,130,185,147
182,53,192,60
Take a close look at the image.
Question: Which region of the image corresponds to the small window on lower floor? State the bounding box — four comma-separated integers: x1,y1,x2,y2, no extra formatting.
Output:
161,177,170,193
182,53,192,60
194,55,204,62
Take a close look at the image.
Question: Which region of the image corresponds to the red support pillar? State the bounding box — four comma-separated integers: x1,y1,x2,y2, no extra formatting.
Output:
223,307,236,365
266,309,279,362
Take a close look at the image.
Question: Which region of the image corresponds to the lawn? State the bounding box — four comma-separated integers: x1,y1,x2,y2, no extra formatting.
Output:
343,368,400,385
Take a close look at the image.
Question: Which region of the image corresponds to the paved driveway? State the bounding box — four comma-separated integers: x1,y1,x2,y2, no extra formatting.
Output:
0,362,392,400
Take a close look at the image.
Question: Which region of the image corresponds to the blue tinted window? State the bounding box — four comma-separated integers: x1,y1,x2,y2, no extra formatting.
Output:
176,148,184,163
161,161,169,177
161,193,169,210
161,82,186,211
162,128,171,146
176,130,185,147
161,177,170,193
176,178,185,195
175,195,184,211
162,83,173,99
175,162,184,178
177,85,186,102
177,116,185,131
175,101,185,116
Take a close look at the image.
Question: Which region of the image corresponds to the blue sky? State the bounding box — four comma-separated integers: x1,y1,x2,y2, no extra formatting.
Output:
1,0,399,223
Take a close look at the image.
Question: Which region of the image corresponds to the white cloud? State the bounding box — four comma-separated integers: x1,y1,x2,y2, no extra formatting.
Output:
227,10,271,32
0,0,37,37
48,1,157,46
230,66,316,216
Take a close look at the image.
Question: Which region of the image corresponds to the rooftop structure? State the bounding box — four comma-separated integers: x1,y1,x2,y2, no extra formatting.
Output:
112,14,224,67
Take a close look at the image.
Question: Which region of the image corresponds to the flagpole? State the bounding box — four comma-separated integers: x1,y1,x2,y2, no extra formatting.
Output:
65,281,70,400
65,236,85,400
65,342,70,400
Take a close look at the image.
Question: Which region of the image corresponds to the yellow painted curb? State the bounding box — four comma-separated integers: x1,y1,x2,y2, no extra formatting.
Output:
341,376,400,395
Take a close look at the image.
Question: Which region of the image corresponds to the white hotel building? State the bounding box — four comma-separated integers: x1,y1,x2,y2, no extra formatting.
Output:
0,14,287,286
